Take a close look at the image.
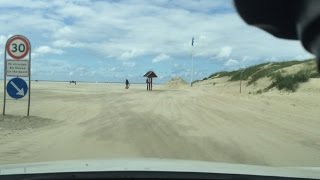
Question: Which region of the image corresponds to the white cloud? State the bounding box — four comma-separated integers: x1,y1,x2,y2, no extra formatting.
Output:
0,35,10,56
109,67,117,71
120,49,144,60
122,61,136,67
55,2,95,19
53,26,73,39
152,54,171,63
224,59,239,67
0,34,14,47
0,35,8,45
0,0,313,82
34,46,63,55
0,0,50,9
293,54,314,60
0,0,309,63
217,46,232,58
52,40,84,48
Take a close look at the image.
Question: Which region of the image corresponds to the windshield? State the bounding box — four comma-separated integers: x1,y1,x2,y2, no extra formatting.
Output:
0,0,320,172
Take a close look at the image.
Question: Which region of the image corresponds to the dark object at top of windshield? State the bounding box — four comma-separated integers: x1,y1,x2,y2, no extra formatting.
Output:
234,0,320,71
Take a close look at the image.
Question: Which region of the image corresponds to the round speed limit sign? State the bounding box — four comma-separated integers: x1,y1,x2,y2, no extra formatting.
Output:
6,35,30,60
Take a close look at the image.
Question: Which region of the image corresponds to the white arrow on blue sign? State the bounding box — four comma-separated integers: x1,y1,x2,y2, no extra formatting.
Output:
7,77,28,99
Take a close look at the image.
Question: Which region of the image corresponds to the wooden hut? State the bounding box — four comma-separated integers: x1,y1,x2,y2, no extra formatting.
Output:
143,71,157,91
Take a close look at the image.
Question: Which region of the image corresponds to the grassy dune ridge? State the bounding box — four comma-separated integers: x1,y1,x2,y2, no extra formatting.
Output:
195,59,320,92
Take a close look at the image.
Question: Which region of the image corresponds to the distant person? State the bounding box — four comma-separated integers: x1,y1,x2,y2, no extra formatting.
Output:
125,79,130,89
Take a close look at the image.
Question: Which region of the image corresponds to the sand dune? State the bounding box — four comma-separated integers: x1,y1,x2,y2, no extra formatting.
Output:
165,77,188,88
0,81,320,167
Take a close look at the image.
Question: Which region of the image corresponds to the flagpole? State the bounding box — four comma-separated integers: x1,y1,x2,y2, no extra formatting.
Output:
191,37,194,87
191,48,194,87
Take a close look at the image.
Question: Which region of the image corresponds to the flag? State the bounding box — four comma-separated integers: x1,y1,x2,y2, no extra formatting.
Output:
191,37,194,46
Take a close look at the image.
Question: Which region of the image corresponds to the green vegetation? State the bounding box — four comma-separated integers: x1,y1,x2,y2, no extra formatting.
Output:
195,58,320,92
248,61,306,85
232,60,309,84
267,70,310,92
204,59,314,84
309,71,320,78
256,89,263,94
207,71,238,79
230,63,269,81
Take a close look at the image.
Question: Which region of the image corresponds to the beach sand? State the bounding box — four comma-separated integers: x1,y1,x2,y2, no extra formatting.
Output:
0,80,320,166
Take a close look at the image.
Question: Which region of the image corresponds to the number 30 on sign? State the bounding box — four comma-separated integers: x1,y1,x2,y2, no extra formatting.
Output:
6,36,30,60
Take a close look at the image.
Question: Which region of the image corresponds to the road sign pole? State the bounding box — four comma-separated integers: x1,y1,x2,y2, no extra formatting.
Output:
240,71,242,93
190,44,194,87
3,35,31,116
27,42,31,116
240,69,244,94
190,37,195,87
191,50,194,87
3,46,7,116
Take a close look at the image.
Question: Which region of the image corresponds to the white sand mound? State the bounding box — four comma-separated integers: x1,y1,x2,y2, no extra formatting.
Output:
165,77,188,88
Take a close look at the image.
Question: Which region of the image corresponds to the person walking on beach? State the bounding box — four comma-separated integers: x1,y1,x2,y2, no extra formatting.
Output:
125,79,130,89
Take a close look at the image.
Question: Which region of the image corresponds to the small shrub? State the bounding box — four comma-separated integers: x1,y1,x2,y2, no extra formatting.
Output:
256,89,263,94
267,70,310,92
309,72,320,78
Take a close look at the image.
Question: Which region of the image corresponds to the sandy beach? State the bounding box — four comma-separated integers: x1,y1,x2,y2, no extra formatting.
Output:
0,80,320,167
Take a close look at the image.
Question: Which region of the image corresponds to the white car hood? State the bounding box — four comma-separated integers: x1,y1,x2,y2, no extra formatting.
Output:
0,158,319,179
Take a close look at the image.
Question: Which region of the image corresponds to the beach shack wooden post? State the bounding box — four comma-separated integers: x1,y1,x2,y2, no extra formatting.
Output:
143,71,157,91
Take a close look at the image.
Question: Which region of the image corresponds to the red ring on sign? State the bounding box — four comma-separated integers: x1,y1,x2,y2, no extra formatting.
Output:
6,36,30,60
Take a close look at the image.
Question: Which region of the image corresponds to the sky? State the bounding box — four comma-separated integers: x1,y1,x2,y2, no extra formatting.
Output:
0,0,314,83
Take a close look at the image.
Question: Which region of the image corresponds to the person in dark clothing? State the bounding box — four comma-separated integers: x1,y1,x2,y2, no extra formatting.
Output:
125,79,130,89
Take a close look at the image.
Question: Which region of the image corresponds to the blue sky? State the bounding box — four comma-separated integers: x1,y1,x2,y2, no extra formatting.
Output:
0,0,313,83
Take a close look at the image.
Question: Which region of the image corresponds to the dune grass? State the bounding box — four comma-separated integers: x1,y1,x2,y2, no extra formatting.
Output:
266,70,310,92
229,62,269,81
195,59,319,92
207,70,239,79
204,59,313,84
